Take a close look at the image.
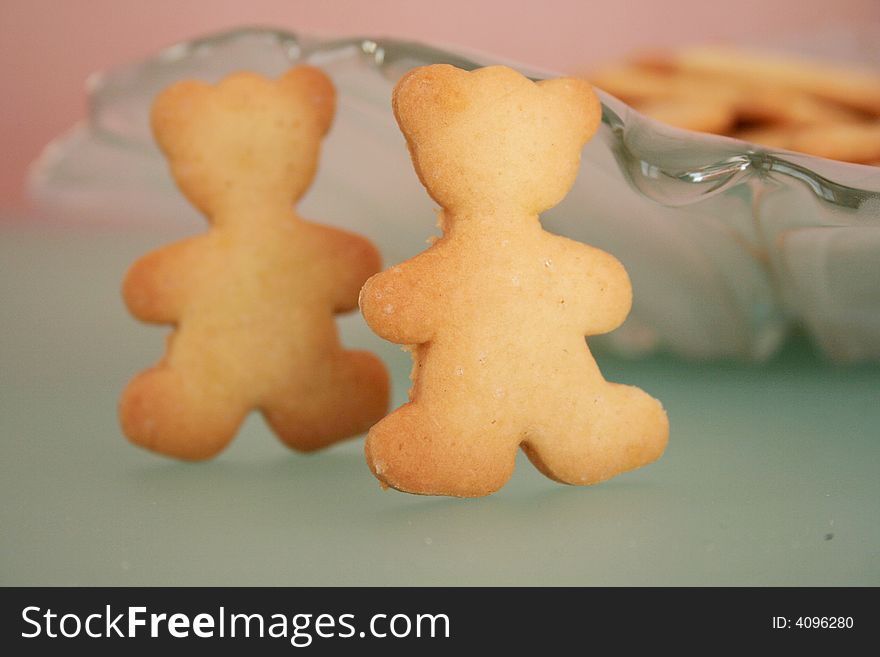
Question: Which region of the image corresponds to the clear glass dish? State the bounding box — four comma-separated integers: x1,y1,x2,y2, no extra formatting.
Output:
29,27,880,362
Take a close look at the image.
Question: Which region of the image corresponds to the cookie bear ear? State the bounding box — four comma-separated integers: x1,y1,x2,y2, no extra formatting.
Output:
279,66,336,135
392,64,470,141
537,78,602,144
150,80,212,155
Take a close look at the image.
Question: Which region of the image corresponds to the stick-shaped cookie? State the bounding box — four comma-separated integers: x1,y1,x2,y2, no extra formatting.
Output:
360,65,669,497
120,67,389,459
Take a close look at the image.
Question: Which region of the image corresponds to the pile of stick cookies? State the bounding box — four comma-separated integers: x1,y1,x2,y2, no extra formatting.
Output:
590,45,880,165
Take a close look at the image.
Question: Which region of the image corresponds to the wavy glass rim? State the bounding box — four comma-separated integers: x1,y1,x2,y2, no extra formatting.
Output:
82,26,880,213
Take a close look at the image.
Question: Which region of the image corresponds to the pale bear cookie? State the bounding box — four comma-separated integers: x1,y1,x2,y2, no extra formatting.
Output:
120,66,389,460
360,64,669,497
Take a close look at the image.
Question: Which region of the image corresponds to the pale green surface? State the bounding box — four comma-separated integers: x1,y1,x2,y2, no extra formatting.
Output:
1,222,878,586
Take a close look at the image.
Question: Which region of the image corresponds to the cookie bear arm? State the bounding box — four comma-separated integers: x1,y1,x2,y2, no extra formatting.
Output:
316,226,383,314
559,240,633,335
359,251,443,345
122,236,205,324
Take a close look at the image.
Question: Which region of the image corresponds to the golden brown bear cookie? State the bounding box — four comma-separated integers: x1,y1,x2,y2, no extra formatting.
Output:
589,48,880,164
120,66,390,460
360,64,669,497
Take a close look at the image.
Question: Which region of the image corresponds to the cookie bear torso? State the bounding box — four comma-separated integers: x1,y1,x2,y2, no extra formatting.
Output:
161,219,365,386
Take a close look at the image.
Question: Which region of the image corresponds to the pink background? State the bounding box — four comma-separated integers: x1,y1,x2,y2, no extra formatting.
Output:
1,0,878,210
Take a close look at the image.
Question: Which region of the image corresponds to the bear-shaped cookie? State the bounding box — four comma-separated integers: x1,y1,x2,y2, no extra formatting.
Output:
120,66,389,460
360,64,669,497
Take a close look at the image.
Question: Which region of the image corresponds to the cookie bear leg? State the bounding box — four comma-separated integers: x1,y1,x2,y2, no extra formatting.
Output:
365,402,518,497
263,350,389,452
523,383,669,485
120,365,249,460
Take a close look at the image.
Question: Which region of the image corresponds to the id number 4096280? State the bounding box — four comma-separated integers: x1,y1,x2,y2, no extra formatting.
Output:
772,617,854,630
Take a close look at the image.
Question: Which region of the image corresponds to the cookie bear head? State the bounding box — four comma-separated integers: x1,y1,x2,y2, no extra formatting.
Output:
151,66,335,217
393,65,601,218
